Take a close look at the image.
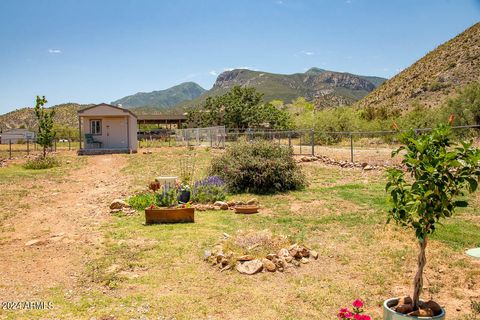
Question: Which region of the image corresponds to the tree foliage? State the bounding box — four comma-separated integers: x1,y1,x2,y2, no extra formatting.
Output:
187,86,292,130
34,96,56,157
386,124,480,309
445,82,480,126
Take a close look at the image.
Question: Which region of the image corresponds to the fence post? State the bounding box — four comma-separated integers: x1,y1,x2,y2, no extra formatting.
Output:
288,132,291,148
311,129,315,156
9,140,12,159
350,133,354,163
27,139,30,155
68,136,71,151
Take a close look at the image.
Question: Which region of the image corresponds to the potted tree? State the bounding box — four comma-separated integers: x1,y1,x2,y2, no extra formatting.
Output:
145,181,195,224
385,124,480,319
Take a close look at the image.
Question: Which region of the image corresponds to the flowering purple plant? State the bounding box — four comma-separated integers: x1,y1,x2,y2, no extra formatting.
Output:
193,176,225,188
192,176,227,204
338,299,371,320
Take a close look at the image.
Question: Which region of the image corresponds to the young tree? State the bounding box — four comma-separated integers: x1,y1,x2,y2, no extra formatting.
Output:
386,124,480,310
34,96,56,158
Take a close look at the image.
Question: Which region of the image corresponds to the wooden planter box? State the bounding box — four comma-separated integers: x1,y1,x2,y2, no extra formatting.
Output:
145,207,195,224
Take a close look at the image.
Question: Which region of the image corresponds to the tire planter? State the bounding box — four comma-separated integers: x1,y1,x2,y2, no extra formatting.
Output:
145,207,195,224
383,298,445,320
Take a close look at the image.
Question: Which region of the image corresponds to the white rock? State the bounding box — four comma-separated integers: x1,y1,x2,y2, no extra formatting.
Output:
236,259,263,275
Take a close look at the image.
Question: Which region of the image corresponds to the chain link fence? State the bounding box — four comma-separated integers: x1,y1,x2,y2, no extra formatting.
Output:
2,126,478,166
175,126,226,148
225,125,480,165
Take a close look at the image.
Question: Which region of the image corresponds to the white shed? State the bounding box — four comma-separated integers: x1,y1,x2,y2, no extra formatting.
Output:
0,128,35,144
77,103,138,155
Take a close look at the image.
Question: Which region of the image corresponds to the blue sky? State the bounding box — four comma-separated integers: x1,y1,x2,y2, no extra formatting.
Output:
0,0,478,113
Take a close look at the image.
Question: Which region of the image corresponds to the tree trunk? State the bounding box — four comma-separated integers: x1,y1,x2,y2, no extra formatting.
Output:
412,237,427,310
43,146,46,158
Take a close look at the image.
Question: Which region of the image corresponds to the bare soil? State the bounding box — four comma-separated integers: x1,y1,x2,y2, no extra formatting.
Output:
0,154,129,301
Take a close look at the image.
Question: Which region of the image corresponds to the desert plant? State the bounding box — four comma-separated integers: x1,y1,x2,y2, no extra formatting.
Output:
386,124,480,310
23,156,60,170
191,176,227,203
210,139,306,194
127,192,156,211
34,96,56,158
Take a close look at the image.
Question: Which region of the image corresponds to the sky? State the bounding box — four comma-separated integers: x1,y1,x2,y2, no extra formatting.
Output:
0,0,479,113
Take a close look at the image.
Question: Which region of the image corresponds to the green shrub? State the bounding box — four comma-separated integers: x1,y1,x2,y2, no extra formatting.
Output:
191,176,227,203
127,192,155,210
23,156,60,170
210,139,306,194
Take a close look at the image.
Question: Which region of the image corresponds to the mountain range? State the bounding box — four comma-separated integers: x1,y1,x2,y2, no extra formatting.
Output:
175,68,386,111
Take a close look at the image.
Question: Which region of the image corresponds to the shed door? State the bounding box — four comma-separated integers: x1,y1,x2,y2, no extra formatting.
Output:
104,118,128,148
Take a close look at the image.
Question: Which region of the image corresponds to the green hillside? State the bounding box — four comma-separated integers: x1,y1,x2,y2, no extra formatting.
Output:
0,103,88,132
111,82,206,110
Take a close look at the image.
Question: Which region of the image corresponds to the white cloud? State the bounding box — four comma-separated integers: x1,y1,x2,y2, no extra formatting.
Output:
209,70,218,76
300,50,314,56
48,49,62,54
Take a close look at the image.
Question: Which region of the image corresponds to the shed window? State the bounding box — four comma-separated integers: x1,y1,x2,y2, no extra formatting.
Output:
90,120,102,135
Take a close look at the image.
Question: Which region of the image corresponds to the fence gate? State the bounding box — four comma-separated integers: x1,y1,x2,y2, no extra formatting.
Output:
175,126,226,148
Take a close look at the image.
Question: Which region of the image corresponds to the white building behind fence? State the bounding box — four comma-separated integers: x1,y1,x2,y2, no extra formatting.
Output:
0,128,35,144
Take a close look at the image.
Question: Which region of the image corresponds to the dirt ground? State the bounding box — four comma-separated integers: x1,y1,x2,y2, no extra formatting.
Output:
0,154,129,301
0,149,478,319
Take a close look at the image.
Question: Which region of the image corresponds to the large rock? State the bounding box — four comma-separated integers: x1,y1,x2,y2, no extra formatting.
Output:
246,198,258,205
236,259,263,275
278,248,289,258
214,201,229,210
262,258,277,272
110,199,130,210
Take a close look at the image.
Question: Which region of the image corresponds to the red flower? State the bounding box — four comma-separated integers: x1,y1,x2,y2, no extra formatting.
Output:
338,308,353,319
352,299,364,308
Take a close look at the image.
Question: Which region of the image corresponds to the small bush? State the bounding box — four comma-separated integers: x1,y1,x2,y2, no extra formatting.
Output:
191,176,227,203
210,139,306,194
23,156,60,170
127,192,155,210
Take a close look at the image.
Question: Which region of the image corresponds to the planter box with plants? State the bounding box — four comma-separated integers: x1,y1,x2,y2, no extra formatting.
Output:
385,123,479,319
144,181,195,224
